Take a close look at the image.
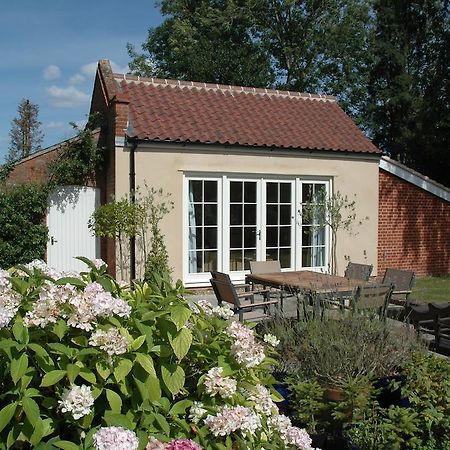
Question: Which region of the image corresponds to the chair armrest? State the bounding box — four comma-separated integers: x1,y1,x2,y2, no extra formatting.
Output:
237,289,270,298
393,290,412,295
239,299,279,309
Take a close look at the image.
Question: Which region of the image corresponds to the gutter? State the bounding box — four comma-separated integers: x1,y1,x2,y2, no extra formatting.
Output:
129,140,137,282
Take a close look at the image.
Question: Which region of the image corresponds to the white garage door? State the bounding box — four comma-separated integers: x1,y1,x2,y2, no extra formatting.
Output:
47,186,100,273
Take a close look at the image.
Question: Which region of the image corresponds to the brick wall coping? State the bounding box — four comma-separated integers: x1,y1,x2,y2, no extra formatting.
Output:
380,156,450,203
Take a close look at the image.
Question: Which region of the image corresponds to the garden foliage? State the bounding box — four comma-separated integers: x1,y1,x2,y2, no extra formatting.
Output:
0,258,314,449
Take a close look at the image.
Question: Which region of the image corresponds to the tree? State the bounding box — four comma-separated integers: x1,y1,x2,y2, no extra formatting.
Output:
7,99,44,162
366,0,450,186
127,0,274,87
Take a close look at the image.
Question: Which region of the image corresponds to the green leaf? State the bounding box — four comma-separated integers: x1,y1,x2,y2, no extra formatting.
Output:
11,353,28,384
48,343,73,356
53,441,81,450
55,277,86,288
106,389,122,414
0,403,17,433
98,276,113,293
104,413,134,430
40,370,66,387
135,354,156,377
79,367,96,384
114,359,133,383
30,418,45,446
52,319,69,340
12,321,28,344
130,335,146,351
169,328,192,361
22,397,40,424
96,361,111,380
66,364,80,384
154,413,170,434
161,364,185,396
169,399,193,416
170,305,192,330
0,339,20,350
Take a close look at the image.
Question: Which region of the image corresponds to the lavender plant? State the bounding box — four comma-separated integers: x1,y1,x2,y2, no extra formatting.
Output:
0,258,315,450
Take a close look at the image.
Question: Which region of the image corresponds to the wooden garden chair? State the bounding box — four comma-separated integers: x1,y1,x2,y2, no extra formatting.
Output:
344,262,373,281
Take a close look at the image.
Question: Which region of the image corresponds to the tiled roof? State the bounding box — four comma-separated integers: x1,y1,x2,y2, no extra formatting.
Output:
106,65,379,154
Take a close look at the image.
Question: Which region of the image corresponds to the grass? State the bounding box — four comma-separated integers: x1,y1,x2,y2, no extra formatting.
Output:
411,276,450,303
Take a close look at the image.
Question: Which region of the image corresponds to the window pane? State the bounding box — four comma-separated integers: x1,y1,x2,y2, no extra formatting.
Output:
302,184,313,203
313,247,325,267
190,180,203,202
280,205,291,225
266,248,278,262
266,226,278,247
188,250,203,273
204,251,217,271
230,250,243,271
267,205,278,225
280,183,291,203
204,227,217,249
244,182,256,203
230,227,242,248
313,226,325,246
230,182,242,202
279,248,291,268
204,204,217,225
188,228,197,251
204,181,217,202
193,204,202,226
230,204,242,225
195,227,202,248
244,227,256,248
302,248,312,267
302,226,312,246
266,183,278,203
280,226,291,246
244,204,256,225
244,249,256,270
301,205,312,225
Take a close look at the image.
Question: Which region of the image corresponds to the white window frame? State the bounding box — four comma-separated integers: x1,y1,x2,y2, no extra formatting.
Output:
183,173,331,286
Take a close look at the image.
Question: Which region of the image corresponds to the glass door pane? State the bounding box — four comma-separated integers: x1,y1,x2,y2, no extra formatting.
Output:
229,181,257,271
300,182,327,268
188,180,218,273
265,181,293,268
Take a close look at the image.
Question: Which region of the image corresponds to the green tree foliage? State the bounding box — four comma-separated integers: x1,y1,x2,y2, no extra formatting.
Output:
130,0,449,185
0,183,50,268
366,0,450,186
127,0,274,86
7,99,44,162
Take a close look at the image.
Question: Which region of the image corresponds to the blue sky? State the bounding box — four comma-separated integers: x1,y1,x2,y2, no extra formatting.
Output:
0,1,162,162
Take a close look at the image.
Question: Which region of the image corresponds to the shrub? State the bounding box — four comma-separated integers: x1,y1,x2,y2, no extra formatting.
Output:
0,258,314,449
0,183,49,268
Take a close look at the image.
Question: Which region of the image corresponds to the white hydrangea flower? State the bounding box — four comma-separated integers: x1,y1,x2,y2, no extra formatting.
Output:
0,276,21,328
247,384,277,415
204,367,237,398
91,258,107,269
211,304,234,319
89,327,128,356
205,406,261,436
25,260,62,279
263,333,280,347
59,384,94,419
192,299,214,315
93,426,139,450
0,269,11,289
188,401,207,424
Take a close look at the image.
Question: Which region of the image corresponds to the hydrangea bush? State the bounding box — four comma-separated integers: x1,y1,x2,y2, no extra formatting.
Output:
0,258,316,449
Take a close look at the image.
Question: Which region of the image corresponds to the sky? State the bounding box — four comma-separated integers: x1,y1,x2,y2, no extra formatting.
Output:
0,1,163,162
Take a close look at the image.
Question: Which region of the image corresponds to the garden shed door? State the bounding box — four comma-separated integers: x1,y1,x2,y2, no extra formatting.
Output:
47,186,100,273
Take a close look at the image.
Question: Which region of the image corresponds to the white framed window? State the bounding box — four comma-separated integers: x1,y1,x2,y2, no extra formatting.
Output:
183,174,330,285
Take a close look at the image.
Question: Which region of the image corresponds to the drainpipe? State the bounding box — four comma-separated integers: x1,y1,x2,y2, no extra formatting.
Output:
129,140,137,282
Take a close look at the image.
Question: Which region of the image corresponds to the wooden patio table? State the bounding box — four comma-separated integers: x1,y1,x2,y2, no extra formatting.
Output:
245,270,371,318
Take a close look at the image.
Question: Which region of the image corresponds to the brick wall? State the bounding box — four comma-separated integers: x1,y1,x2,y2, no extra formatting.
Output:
378,169,450,276
6,149,58,185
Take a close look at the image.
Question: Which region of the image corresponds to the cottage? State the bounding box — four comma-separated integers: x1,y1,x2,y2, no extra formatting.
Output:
90,60,380,286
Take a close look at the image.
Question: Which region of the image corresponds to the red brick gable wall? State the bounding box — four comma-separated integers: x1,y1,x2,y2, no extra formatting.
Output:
378,169,450,276
6,150,58,185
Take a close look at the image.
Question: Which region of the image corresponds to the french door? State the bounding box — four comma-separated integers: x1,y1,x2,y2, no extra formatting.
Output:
185,175,328,285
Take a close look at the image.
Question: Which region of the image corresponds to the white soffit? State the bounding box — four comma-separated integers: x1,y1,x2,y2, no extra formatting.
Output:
380,156,450,203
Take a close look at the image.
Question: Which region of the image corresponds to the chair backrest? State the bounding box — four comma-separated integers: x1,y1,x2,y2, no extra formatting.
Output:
249,260,281,274
210,278,239,308
353,283,393,317
382,268,415,291
344,262,373,281
210,271,232,283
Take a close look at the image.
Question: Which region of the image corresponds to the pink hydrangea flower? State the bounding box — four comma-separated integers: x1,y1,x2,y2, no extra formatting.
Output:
167,439,202,450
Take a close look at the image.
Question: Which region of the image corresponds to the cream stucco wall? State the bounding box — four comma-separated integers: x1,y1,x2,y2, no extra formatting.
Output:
115,143,379,284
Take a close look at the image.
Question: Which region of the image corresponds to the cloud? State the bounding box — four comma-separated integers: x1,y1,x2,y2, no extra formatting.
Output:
43,65,61,81
45,121,66,129
111,61,129,74
80,62,98,77
47,86,90,108
69,73,86,84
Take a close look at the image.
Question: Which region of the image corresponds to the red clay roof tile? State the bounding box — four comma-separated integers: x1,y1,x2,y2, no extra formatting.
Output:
111,71,379,154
